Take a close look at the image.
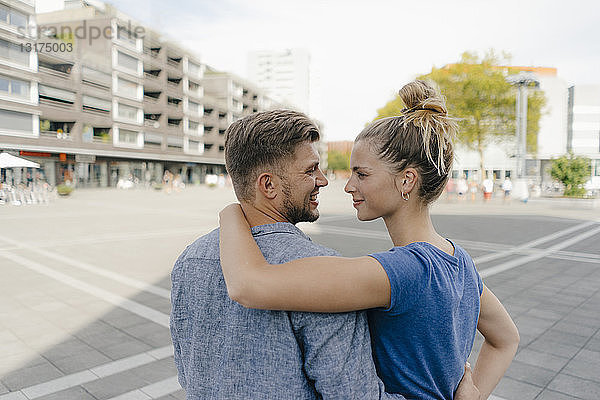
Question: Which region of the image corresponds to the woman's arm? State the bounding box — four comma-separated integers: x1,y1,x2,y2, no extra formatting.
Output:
218,204,390,312
472,285,520,399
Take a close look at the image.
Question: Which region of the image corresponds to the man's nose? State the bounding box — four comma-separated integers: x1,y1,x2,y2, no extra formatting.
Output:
316,168,328,187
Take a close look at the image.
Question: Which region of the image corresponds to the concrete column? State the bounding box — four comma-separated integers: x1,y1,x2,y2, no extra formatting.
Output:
100,162,108,187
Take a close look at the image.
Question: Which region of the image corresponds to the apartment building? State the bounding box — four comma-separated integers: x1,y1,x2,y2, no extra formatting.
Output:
0,0,38,185
248,48,310,113
202,67,279,157
568,84,600,186
0,0,282,188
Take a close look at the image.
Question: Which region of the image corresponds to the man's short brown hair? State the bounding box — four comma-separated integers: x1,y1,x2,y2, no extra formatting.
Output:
224,109,320,201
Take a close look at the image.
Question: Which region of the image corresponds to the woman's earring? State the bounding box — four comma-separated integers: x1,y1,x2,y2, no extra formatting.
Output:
402,192,410,201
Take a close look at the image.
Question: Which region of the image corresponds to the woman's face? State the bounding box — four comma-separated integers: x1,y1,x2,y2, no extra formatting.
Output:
344,141,403,221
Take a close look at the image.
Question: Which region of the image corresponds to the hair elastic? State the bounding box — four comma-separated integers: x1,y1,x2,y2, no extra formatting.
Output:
402,106,446,115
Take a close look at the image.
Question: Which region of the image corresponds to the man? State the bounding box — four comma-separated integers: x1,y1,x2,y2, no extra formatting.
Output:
170,110,479,399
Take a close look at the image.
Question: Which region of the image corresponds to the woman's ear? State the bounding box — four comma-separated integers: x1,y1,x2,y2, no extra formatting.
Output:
398,168,418,194
256,172,278,200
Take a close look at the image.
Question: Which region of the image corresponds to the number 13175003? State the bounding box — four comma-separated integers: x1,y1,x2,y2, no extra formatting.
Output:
20,42,73,53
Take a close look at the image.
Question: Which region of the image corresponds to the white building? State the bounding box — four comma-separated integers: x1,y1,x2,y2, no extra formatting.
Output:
452,68,570,186
247,48,310,113
568,84,600,188
0,0,39,143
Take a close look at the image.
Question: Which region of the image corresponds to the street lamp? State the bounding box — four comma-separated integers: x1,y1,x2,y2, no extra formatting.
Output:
506,72,540,178
506,72,540,200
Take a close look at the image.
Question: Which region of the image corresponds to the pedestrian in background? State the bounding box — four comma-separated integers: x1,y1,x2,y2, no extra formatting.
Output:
502,177,512,202
457,175,468,201
482,175,494,201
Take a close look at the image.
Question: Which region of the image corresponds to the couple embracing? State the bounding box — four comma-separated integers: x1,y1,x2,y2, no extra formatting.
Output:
170,80,519,400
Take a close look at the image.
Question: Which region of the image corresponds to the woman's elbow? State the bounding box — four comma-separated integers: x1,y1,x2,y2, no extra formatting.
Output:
226,284,260,309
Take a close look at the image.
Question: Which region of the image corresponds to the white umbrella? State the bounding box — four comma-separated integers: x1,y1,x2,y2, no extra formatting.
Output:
0,152,40,168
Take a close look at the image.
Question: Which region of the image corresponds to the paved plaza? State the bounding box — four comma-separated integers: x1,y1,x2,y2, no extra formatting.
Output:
0,181,599,400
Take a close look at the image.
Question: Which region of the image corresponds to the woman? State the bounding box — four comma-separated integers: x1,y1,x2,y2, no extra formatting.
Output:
219,80,519,400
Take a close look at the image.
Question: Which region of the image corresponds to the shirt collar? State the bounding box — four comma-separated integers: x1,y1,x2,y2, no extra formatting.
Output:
250,222,310,240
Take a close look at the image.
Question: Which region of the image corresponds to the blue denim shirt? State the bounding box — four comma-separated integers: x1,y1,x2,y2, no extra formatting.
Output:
170,222,405,399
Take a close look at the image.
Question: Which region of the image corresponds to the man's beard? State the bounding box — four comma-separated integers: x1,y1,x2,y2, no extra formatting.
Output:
281,178,319,224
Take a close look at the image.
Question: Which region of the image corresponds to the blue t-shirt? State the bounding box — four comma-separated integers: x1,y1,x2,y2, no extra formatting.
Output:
368,241,483,400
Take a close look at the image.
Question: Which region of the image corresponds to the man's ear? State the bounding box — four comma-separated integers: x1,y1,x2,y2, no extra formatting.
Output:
256,172,279,200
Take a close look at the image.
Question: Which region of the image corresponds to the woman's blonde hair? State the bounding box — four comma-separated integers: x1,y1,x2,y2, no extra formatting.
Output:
356,80,458,204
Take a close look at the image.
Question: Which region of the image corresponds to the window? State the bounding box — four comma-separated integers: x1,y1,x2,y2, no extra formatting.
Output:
594,160,600,177
0,109,32,132
204,143,213,150
188,101,200,113
117,77,138,98
218,145,225,152
39,120,73,138
188,120,199,131
118,103,139,121
167,136,183,149
188,81,201,93
38,84,75,104
144,133,162,147
188,61,201,76
39,120,72,133
93,127,111,143
168,97,181,106
82,95,111,113
189,139,201,152
117,26,137,46
0,38,29,66
117,51,138,72
0,75,29,98
82,66,111,87
119,129,138,144
0,4,27,28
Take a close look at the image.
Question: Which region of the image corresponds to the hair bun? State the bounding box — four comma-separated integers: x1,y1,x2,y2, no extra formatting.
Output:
397,79,457,176
399,80,447,115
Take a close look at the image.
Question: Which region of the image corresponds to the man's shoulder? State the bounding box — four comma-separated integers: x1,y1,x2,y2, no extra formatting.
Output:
173,225,340,267
176,228,220,264
267,230,340,263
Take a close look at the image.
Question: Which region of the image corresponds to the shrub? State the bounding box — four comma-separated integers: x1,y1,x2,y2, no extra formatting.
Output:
550,154,591,197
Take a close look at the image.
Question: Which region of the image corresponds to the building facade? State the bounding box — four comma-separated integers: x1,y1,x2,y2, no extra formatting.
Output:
0,0,38,186
0,0,282,188
568,84,600,188
247,48,310,113
451,66,574,187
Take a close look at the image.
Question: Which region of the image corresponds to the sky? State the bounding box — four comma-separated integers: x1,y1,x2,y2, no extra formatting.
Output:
37,0,600,141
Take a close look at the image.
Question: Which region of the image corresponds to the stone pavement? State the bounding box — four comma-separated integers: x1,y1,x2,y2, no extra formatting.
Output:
0,181,599,399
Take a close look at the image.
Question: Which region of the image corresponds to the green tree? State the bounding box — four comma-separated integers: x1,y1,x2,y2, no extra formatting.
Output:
327,150,350,171
374,50,546,181
550,154,591,197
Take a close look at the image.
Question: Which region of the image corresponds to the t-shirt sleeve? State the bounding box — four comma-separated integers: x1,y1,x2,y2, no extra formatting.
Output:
369,248,427,315
476,266,484,296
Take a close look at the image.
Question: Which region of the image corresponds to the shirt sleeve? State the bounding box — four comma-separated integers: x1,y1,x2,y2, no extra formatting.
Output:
169,258,188,391
369,248,427,315
475,265,484,296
